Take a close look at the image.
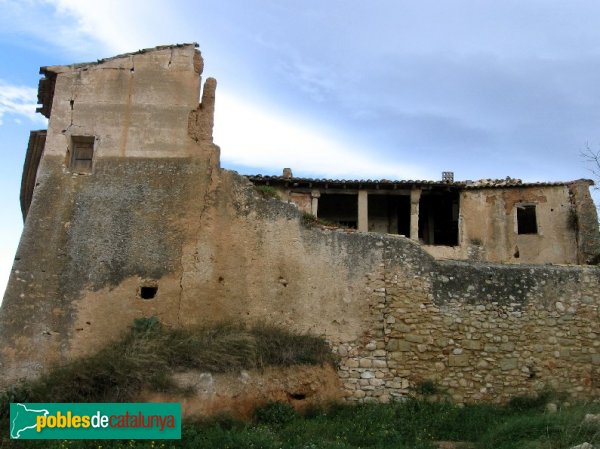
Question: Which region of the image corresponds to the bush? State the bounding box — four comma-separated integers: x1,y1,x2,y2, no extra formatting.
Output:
507,389,563,412
254,401,298,426
414,379,440,396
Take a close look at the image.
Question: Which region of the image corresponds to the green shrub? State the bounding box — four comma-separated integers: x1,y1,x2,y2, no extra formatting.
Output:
254,401,298,426
414,379,440,396
507,388,563,412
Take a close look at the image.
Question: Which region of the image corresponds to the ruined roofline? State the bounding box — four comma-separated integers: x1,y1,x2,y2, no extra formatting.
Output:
38,42,199,75
36,43,201,118
248,174,594,190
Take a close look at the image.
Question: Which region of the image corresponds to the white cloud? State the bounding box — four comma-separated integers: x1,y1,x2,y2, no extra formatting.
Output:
1,0,432,181
215,90,431,180
0,81,46,126
41,0,187,54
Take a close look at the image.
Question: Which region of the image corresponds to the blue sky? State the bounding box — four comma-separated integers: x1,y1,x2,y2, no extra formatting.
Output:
1,0,600,296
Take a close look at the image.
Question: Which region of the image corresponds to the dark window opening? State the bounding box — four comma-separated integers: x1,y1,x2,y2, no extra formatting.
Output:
140,286,158,300
517,205,537,234
70,136,94,173
418,190,459,246
368,194,410,236
317,193,358,229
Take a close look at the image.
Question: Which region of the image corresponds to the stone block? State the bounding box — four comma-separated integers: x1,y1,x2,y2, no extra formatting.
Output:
405,334,426,343
435,337,449,347
373,359,388,368
448,354,470,367
346,359,359,368
462,340,482,350
394,323,412,333
354,390,366,399
389,339,411,352
359,358,372,368
499,358,518,371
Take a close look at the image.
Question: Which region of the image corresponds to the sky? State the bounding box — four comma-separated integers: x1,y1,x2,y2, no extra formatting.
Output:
1,0,600,296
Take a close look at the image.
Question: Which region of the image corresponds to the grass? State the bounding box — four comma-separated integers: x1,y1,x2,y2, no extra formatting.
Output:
254,185,280,199
0,318,334,432
7,399,600,448
301,211,348,229
2,319,599,448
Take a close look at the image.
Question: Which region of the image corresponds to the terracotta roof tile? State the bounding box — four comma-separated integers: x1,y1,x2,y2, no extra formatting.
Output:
247,175,593,189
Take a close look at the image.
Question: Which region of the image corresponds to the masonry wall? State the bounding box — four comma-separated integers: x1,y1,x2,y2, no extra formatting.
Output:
266,183,596,265
0,44,220,382
179,174,600,404
1,46,599,405
459,186,580,264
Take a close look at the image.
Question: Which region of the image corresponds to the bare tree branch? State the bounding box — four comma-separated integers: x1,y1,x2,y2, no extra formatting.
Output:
581,143,600,190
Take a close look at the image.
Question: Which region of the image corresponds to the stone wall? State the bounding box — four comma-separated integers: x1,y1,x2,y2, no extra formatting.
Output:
2,44,599,405
338,251,600,403
264,181,597,265
459,185,581,264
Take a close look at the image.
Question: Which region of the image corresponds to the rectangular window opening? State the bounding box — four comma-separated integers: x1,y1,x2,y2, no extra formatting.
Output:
517,205,537,234
418,190,459,246
70,136,95,173
368,194,410,236
317,193,358,229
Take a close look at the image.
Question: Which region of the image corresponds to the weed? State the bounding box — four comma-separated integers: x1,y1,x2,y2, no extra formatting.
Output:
255,185,280,199
507,388,565,412
252,322,335,367
414,379,441,396
254,401,297,426
4,398,600,448
301,212,341,228
0,319,334,436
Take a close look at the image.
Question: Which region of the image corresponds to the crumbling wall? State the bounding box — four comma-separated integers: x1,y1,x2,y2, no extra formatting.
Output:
0,44,220,382
569,180,600,264
183,173,600,404
459,186,579,264
1,45,599,406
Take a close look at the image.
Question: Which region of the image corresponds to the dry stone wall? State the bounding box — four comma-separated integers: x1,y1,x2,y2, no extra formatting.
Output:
335,236,600,403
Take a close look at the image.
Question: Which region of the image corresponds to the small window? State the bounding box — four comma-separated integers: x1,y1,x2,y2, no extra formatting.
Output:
70,136,95,173
517,205,537,234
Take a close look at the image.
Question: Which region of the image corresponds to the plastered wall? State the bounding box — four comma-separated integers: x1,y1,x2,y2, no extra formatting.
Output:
459,186,579,264
1,45,599,404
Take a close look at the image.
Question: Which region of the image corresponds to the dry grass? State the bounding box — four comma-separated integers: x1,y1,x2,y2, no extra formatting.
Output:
0,318,334,409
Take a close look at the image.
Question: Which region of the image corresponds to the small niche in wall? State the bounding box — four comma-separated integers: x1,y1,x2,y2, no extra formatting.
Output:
139,285,158,300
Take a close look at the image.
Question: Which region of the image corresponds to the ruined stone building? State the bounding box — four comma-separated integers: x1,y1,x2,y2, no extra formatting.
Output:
2,43,600,406
250,172,599,265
